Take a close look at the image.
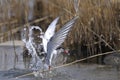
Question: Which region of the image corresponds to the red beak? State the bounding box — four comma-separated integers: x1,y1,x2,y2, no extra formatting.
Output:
64,50,68,54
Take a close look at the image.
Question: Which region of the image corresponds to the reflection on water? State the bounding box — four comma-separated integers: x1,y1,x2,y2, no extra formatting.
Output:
0,45,120,80
0,46,31,70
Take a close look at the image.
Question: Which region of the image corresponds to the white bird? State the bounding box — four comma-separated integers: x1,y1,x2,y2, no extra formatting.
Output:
40,16,78,69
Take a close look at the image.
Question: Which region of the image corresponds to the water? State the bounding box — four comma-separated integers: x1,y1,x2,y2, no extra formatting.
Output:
0,41,120,80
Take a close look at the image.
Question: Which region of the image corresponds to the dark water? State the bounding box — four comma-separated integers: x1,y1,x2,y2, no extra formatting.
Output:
0,42,120,80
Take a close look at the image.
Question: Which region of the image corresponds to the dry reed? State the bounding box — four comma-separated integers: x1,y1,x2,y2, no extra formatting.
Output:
0,0,120,61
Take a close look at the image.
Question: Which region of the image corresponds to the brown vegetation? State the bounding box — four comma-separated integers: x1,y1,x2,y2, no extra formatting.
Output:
0,0,120,62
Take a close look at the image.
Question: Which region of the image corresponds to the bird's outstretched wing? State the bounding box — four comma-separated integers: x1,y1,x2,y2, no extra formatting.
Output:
43,17,59,52
47,16,78,59
44,17,59,40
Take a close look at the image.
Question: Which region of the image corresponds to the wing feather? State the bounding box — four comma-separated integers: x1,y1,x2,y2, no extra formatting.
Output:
47,16,78,60
43,17,59,52
44,17,59,40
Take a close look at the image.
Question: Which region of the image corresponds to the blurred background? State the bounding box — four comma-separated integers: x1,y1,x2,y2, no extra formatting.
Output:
0,0,120,64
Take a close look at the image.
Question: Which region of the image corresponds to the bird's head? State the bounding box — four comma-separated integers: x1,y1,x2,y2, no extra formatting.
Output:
64,48,70,55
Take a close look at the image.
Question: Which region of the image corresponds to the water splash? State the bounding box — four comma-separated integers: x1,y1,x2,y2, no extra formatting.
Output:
21,25,70,77
21,26,47,77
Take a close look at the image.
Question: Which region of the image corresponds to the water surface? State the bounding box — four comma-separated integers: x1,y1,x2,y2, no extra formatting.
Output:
0,41,120,80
